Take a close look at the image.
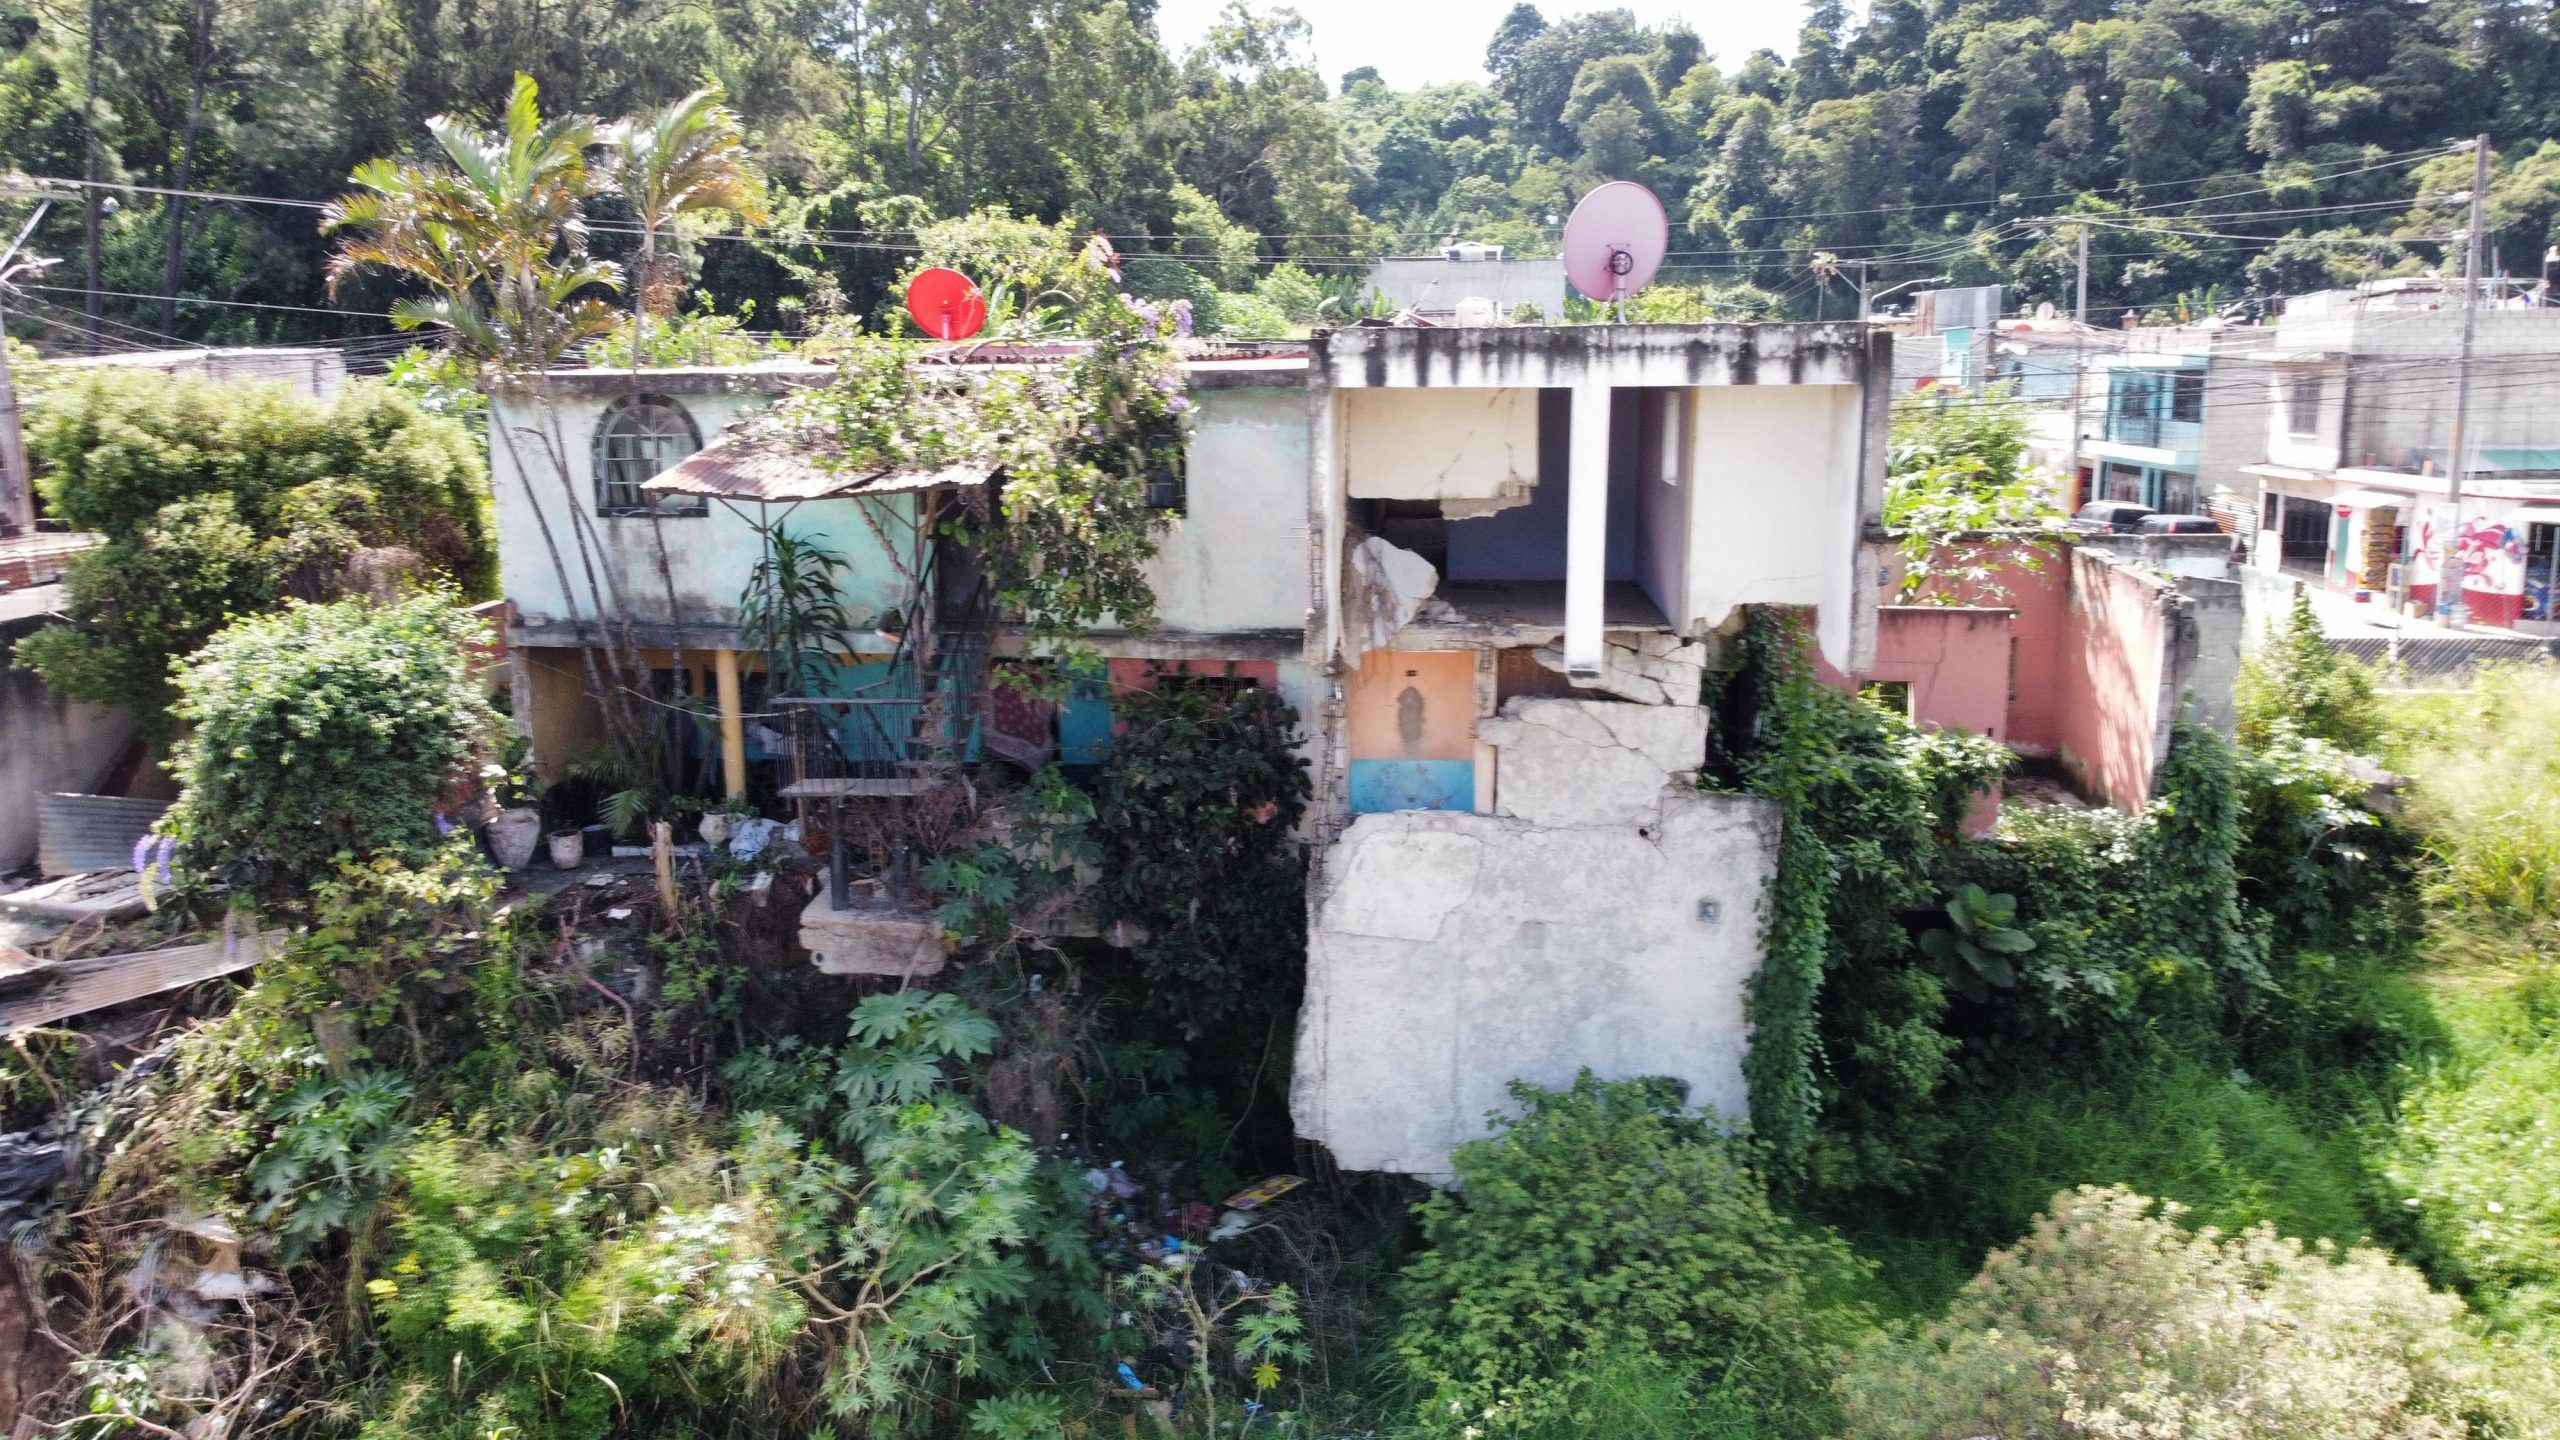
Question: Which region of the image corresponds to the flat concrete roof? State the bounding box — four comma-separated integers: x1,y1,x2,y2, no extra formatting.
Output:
530,349,1311,397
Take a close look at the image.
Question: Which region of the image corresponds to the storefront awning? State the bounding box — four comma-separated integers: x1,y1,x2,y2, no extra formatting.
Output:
2506,505,2560,527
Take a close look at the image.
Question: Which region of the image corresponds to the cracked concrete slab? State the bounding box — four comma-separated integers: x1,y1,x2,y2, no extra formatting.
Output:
1530,632,1709,706
1292,792,1776,1179
1476,697,1708,828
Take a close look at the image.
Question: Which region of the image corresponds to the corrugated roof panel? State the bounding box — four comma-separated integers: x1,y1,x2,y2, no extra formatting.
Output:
37,793,168,878
641,442,990,502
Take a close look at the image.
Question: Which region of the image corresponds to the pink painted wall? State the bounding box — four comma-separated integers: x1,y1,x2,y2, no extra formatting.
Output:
1895,542,2071,756
1845,538,2186,814
2053,546,2174,810
1819,606,2013,833
1104,658,1279,696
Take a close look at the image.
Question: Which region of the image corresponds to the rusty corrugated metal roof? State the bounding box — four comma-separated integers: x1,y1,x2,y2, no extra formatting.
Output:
641,441,989,502
36,793,168,878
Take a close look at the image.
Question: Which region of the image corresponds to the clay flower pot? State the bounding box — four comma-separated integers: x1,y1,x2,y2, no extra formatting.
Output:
548,830,585,870
485,807,542,870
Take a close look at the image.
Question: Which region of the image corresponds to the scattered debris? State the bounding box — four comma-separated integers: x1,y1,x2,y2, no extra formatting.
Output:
0,870,149,924
0,927,283,1035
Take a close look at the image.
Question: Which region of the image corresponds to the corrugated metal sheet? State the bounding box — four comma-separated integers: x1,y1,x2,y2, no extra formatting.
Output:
37,793,168,878
643,440,990,502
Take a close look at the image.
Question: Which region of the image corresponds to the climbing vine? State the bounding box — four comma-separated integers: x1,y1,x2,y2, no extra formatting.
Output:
1719,610,2010,1177
750,237,1185,650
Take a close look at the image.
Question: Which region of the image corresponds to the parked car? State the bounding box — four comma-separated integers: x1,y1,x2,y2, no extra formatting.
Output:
2074,500,2155,533
2136,513,2225,536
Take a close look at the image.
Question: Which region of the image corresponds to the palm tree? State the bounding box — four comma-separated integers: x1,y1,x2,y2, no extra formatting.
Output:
600,87,770,659
324,73,646,753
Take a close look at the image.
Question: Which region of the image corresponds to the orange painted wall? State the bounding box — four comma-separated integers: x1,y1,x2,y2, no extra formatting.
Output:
1345,650,1477,761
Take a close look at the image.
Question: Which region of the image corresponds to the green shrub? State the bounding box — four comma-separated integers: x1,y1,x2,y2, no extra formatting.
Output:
1208,290,1289,337
2237,588,2383,753
16,370,494,728
1395,1073,1870,1437
1091,679,1311,1038
1256,262,1326,322
361,1099,806,1440
29,369,492,591
1838,1185,2517,1440
12,493,277,731
163,594,499,907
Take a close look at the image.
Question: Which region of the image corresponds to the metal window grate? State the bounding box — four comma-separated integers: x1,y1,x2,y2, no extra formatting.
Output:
593,395,706,516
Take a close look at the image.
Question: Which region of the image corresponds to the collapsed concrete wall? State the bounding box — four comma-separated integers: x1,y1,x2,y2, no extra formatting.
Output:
1292,696,1773,1180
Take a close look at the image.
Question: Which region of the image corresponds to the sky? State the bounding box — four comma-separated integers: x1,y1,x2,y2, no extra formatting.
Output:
1149,1,1807,91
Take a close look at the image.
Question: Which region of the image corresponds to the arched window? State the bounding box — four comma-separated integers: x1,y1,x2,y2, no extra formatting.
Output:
593,395,704,516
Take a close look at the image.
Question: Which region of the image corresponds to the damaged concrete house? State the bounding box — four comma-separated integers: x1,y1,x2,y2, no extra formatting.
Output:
1289,324,1889,1178
487,323,1895,1181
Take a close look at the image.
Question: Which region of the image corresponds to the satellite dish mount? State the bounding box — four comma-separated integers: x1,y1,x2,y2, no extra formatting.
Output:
1561,181,1669,322
905,267,988,342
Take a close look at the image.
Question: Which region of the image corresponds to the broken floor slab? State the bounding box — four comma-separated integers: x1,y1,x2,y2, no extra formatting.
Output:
799,891,949,977
1530,632,1709,706
1291,791,1776,1180
1475,697,1708,828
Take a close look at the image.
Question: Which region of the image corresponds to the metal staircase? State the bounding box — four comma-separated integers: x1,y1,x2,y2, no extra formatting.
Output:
777,547,997,907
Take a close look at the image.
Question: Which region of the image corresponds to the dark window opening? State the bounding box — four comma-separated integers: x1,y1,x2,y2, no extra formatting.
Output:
2169,371,2205,423
1861,679,1914,718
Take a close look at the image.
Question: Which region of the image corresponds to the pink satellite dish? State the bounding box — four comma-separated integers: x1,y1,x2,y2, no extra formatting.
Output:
1561,181,1669,312
905,267,987,341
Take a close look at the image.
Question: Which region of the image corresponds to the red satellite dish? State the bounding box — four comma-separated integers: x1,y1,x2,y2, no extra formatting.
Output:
1561,181,1669,312
905,267,987,341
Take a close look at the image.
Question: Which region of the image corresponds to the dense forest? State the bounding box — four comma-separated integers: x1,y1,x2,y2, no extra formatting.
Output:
8,0,2560,347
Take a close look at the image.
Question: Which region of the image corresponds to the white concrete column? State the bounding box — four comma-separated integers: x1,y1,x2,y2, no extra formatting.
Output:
1564,381,1612,678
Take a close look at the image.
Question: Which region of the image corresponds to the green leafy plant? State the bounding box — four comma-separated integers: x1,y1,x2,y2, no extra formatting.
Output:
1396,1072,1871,1437
13,370,494,734
1838,1185,2516,1440
1883,385,2069,603
160,593,500,908
2237,588,2382,753
1091,680,1312,1038
737,521,855,695
1917,884,2036,1002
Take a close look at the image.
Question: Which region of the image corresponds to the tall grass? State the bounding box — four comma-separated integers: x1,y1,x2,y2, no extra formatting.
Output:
2390,664,2560,922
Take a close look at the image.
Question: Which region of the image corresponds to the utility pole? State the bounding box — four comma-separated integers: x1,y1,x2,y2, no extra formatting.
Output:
2434,133,2490,629
2065,222,2090,509
1856,259,1871,321
0,196,55,538
83,0,103,327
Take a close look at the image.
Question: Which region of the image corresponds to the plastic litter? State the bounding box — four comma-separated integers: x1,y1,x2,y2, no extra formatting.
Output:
728,817,782,861
1221,1174,1306,1211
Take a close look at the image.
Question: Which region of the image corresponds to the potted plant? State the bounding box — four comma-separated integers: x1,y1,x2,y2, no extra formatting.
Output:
481,738,545,870
698,795,756,847
548,827,586,870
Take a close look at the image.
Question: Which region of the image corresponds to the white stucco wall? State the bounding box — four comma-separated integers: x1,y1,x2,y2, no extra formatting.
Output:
1340,388,1541,515
1683,383,1868,666
488,388,918,636
491,373,1310,641
1292,696,1774,1179
1146,386,1313,635
2263,362,2347,472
